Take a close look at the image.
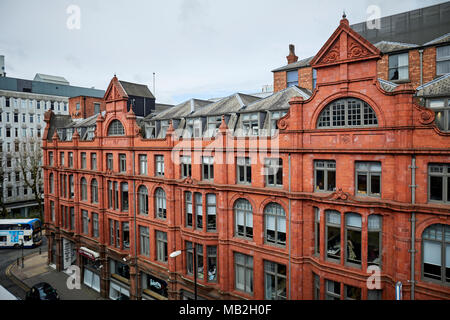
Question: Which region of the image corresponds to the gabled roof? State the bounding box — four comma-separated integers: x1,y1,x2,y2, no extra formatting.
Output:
188,93,260,118
119,80,155,99
311,17,381,67
416,73,450,97
151,98,211,120
241,86,311,113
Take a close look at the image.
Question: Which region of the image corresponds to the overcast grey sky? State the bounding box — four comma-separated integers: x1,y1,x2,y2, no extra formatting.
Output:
0,0,446,104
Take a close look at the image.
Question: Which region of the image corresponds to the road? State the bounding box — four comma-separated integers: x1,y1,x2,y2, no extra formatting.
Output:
0,237,47,300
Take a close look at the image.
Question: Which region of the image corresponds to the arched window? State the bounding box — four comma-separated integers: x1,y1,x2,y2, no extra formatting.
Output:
138,185,148,215
49,173,54,194
108,120,125,136
80,177,87,201
422,224,450,284
234,199,253,239
155,188,166,219
264,203,286,246
91,179,98,204
317,98,378,128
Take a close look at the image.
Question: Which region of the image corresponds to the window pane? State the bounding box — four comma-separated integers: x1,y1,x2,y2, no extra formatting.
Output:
357,173,368,194
430,176,443,201
371,175,381,195
327,226,340,259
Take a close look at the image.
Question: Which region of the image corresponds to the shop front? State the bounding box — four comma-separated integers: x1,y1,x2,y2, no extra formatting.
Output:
79,246,101,292
109,259,131,300
141,272,168,300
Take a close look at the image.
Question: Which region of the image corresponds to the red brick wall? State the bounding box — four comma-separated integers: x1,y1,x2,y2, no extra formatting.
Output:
377,47,437,89
274,71,287,92
69,96,105,119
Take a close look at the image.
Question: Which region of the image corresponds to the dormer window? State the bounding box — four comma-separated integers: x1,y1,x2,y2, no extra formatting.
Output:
436,45,450,76
160,120,169,137
317,98,378,129
108,120,125,136
146,121,156,138
207,116,222,137
186,118,202,138
270,111,287,135
242,113,259,136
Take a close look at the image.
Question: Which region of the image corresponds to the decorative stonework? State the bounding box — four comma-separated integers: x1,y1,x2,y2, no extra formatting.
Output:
348,38,370,58
327,188,351,201
319,40,340,64
419,109,435,125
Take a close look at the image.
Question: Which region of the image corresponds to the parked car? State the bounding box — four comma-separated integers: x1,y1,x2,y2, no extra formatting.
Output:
26,282,59,300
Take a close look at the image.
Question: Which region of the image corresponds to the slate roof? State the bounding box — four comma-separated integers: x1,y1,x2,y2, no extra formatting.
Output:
271,56,314,73
241,86,311,113
416,73,450,97
373,41,419,53
423,33,450,46
119,80,155,99
151,98,211,120
187,93,261,118
378,78,398,92
46,114,72,141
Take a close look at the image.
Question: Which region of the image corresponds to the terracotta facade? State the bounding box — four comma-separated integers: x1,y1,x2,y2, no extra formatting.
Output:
42,18,450,300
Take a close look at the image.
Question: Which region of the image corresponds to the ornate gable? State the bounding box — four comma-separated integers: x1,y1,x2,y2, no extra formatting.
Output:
104,75,128,102
311,16,381,67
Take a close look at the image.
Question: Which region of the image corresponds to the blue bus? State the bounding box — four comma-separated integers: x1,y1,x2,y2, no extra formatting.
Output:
0,219,42,248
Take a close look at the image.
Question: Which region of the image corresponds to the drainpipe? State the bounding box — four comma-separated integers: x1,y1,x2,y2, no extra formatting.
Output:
409,155,417,300
419,50,423,86
288,153,292,300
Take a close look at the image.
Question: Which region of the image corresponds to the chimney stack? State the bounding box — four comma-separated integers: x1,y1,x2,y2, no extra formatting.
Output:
286,44,298,64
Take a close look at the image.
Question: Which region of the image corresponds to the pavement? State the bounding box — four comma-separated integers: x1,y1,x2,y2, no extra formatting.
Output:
6,251,106,300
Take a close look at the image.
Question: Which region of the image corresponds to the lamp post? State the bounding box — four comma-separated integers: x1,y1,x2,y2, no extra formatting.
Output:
169,246,197,301
20,238,24,268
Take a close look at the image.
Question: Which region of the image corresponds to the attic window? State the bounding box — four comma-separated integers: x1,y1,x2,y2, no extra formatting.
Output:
108,120,125,136
287,70,298,87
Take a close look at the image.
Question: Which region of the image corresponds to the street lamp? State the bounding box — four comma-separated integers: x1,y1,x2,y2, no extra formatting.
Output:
169,247,197,301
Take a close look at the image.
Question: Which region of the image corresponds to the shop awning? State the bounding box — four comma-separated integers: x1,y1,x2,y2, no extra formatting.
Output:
79,247,100,261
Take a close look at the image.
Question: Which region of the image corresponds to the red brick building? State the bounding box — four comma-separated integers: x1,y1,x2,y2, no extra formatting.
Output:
42,15,450,300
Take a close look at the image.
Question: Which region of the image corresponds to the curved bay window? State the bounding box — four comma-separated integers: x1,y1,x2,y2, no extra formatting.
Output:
234,199,253,240
264,203,286,246
345,213,362,266
155,188,167,219
138,185,148,215
317,98,378,128
422,224,450,284
368,215,382,267
108,120,125,136
326,210,341,261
